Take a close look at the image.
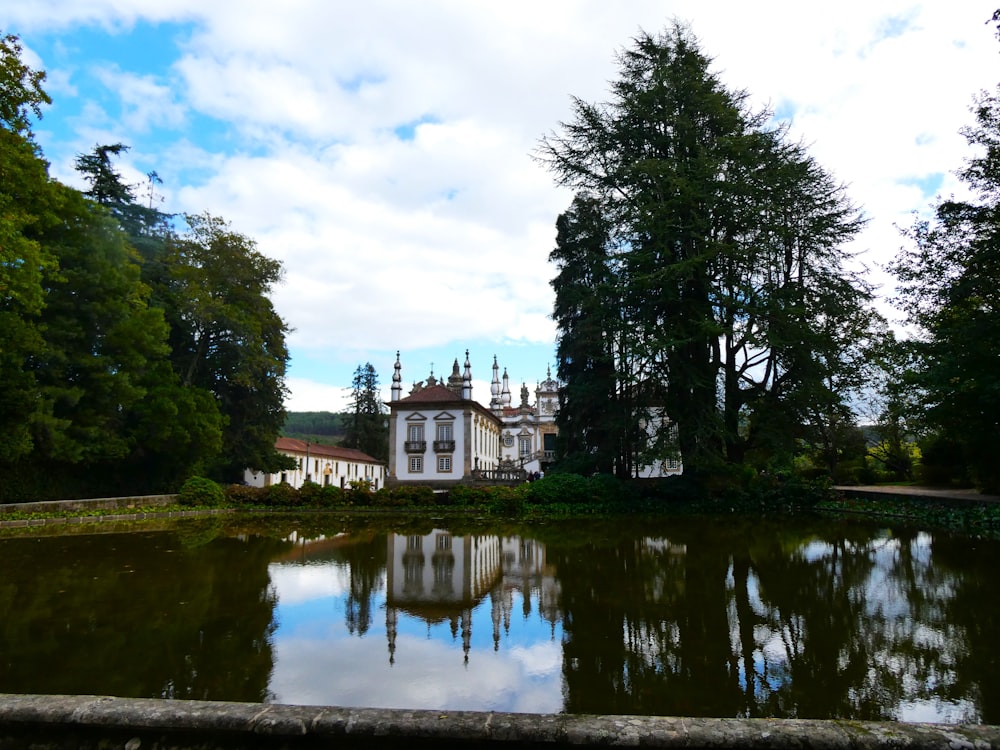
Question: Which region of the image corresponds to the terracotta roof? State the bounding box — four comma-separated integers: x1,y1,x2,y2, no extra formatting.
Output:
394,384,465,404
275,437,382,465
391,384,502,425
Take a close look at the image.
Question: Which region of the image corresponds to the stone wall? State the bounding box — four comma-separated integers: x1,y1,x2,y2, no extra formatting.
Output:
0,494,177,515
0,695,998,750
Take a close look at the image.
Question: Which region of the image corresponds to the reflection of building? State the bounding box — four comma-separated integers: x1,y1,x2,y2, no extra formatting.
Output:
384,531,560,663
245,437,387,490
387,352,561,486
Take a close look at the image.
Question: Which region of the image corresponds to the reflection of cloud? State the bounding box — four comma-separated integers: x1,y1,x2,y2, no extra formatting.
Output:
898,698,978,724
509,642,561,678
270,631,563,713
268,563,352,605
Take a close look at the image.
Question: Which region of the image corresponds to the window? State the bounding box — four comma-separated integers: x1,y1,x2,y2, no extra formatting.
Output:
438,455,452,472
519,437,531,457
409,456,423,473
407,424,424,442
434,421,455,452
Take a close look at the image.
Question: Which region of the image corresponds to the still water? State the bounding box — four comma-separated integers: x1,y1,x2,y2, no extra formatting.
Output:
1,514,998,723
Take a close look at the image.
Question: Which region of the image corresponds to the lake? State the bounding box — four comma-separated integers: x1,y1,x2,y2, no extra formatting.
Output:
1,513,998,723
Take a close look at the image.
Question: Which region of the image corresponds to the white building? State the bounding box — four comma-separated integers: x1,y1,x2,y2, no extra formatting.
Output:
245,437,387,490
490,358,560,476
387,352,504,487
386,350,680,484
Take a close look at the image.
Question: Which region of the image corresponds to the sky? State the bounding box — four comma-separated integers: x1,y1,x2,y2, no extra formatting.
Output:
3,1,997,412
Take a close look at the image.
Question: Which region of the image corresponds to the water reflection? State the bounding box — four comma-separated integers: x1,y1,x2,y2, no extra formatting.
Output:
1,516,999,722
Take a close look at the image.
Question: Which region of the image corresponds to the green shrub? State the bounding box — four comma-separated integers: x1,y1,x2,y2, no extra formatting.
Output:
447,484,489,508
178,476,225,507
380,485,435,507
264,482,298,507
298,480,323,505
319,484,347,507
523,473,591,505
224,483,267,506
483,485,526,514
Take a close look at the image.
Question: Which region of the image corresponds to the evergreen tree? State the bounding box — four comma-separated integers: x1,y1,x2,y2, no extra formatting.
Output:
550,194,632,476
539,24,874,476
345,363,387,461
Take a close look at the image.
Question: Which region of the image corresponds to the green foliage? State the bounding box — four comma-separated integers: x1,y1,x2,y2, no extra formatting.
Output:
550,196,627,476
343,363,388,461
0,33,50,136
348,478,374,493
892,87,1000,492
523,473,593,505
264,482,298,508
0,40,290,500
377,484,435,507
161,213,291,482
224,483,268,507
297,480,323,505
319,484,347,507
539,24,875,476
917,434,970,487
178,477,224,507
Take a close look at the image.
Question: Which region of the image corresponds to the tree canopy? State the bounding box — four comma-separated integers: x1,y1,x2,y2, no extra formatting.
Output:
892,86,1000,492
0,33,291,500
344,363,388,462
540,24,877,477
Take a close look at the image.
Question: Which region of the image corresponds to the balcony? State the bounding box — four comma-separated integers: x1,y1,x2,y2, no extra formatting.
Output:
433,440,455,453
404,441,426,453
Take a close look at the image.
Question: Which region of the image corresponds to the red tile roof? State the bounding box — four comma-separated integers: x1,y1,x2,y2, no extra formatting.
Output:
275,437,382,465
394,384,464,404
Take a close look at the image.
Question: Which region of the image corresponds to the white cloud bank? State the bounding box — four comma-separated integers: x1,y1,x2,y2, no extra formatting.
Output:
3,0,997,408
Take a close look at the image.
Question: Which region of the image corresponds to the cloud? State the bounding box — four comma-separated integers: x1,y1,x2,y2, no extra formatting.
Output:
4,0,998,409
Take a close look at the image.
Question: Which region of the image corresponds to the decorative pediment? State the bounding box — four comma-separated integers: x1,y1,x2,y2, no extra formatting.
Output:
433,411,455,421
405,412,427,421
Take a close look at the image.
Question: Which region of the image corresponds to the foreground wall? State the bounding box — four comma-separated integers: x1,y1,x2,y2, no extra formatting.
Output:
0,695,998,750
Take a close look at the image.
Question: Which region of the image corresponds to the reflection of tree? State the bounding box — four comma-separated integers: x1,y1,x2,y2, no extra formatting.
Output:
746,525,881,718
930,533,1000,724
0,521,288,701
547,517,1000,720
340,535,387,636
553,522,742,716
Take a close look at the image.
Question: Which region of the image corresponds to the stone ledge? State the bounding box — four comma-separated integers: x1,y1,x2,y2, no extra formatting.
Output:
0,695,998,750
0,494,178,515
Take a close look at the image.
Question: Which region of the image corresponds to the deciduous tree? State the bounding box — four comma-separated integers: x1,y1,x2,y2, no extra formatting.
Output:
892,87,1000,491
162,213,292,480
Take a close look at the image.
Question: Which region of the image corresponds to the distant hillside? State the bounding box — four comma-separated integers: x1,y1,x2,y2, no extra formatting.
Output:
283,411,350,445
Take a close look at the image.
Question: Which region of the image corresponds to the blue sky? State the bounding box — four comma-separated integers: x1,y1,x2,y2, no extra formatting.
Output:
2,1,996,411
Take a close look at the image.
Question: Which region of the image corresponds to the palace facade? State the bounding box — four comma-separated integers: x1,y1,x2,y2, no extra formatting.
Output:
387,352,559,487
